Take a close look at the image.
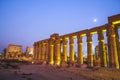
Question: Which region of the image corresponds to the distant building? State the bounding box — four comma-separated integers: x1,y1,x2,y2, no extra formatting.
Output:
6,44,23,58
25,46,33,56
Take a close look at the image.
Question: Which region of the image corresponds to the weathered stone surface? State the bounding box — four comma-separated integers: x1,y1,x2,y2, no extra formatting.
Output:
34,14,120,69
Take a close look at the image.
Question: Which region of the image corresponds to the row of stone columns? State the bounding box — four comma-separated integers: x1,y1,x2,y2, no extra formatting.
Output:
34,27,119,68
33,32,102,67
34,41,49,61
33,17,120,69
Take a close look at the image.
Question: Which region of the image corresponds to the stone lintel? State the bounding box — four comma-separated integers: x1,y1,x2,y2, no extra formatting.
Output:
108,14,120,23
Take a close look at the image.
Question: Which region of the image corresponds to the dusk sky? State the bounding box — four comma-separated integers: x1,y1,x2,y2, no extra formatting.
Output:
0,0,120,52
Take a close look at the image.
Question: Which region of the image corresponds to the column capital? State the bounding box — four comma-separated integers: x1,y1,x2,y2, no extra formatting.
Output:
63,37,68,45
36,42,39,46
77,35,82,43
45,40,49,44
107,24,116,37
42,42,46,46
69,36,74,44
49,38,54,45
86,33,92,42
39,42,41,45
55,37,60,44
98,30,104,41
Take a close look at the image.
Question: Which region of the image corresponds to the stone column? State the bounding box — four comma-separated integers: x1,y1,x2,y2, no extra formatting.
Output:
87,33,93,67
107,24,119,69
44,43,46,61
105,44,109,67
37,43,39,60
45,41,49,61
39,42,42,60
33,43,36,59
77,35,83,65
69,36,74,62
36,43,39,60
37,42,40,60
49,38,54,64
115,27,120,67
35,44,37,59
41,42,45,60
63,37,68,62
55,37,61,65
98,30,107,67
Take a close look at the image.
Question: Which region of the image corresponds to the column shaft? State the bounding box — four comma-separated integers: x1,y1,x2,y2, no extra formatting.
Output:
41,43,45,60
45,42,49,61
55,37,61,65
63,38,67,62
98,30,107,67
33,45,36,59
33,43,36,59
36,43,39,60
77,35,83,64
44,43,46,60
70,36,74,62
87,33,93,67
38,42,41,60
40,43,42,60
35,45,37,59
49,39,54,64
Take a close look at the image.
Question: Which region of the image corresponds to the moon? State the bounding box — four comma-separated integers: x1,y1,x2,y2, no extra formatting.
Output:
93,18,97,22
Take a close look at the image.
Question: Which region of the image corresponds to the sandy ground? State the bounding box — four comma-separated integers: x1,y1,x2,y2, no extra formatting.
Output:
0,63,86,80
0,61,120,80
